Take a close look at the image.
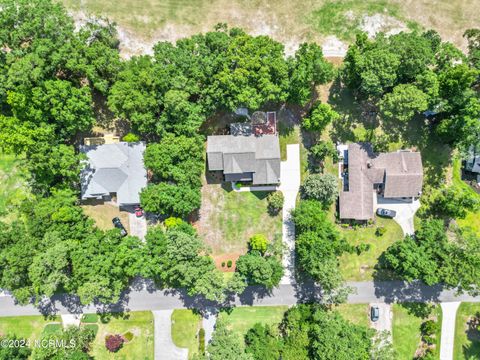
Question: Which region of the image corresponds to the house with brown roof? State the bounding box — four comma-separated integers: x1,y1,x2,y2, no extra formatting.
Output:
338,143,423,221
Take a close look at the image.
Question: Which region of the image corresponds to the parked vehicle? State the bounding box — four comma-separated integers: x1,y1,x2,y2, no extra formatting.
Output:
376,208,397,218
135,206,144,218
370,305,380,322
112,217,128,237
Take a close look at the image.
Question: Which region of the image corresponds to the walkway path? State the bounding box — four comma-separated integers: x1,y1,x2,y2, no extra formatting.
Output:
279,144,301,284
152,310,188,360
440,302,461,360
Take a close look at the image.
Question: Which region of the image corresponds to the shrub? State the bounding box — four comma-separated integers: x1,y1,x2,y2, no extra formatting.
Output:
421,320,438,336
249,234,268,254
310,140,338,162
341,223,350,228
122,132,140,142
221,262,225,267
165,217,184,229
375,227,387,236
227,260,233,268
105,334,125,352
422,334,435,345
199,328,206,355
82,313,98,323
267,191,284,215
355,243,371,255
83,324,99,336
301,102,340,133
123,331,134,342
301,173,339,207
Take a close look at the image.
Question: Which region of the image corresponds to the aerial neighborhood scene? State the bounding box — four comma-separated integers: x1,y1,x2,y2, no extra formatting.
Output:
1,0,480,359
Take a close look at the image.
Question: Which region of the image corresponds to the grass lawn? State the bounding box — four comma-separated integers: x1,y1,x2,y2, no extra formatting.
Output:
198,184,282,255
218,306,288,345
393,304,442,360
0,154,29,221
171,310,202,359
89,311,154,360
0,315,61,341
338,217,403,281
452,158,480,235
454,303,480,360
334,304,369,328
81,201,130,231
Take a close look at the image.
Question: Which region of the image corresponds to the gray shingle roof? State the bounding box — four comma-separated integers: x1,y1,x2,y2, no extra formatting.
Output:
80,142,147,205
207,135,280,185
339,143,423,220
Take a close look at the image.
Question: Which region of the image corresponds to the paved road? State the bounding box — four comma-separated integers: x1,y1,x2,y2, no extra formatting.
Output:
153,310,188,360
279,144,301,284
440,302,461,360
1,280,479,317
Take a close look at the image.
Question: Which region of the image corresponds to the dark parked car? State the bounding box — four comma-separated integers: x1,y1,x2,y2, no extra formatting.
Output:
376,208,397,218
112,217,128,237
370,305,379,322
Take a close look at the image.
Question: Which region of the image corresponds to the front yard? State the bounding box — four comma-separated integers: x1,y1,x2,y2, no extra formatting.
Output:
81,200,130,231
171,309,202,359
338,217,404,281
218,306,288,346
334,304,370,328
392,304,442,360
88,311,154,360
197,183,282,257
454,303,480,360
0,315,61,341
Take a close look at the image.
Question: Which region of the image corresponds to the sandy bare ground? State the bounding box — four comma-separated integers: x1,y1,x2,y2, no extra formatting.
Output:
65,0,479,59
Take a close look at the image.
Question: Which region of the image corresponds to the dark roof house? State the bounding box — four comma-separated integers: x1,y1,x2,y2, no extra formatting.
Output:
80,142,147,205
207,134,281,185
339,143,423,221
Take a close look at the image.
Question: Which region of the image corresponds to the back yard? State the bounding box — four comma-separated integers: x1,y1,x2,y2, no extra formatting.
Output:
454,303,480,360
63,0,478,59
0,154,29,222
197,182,282,258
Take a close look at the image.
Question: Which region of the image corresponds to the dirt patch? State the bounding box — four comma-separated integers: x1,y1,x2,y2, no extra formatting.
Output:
81,200,130,231
213,253,242,272
359,14,408,38
322,36,348,57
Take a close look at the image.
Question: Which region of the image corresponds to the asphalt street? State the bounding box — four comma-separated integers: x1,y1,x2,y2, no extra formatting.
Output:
1,280,479,317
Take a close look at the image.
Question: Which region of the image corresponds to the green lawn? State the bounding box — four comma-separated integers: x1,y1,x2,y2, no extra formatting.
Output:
393,304,442,360
452,158,480,235
338,217,404,281
0,315,61,341
89,311,154,360
199,184,282,255
171,309,202,359
454,303,480,360
218,306,288,345
334,304,369,328
0,154,29,221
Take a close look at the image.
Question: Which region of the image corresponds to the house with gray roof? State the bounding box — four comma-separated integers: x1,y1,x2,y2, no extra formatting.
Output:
207,134,281,185
80,142,147,206
339,143,423,221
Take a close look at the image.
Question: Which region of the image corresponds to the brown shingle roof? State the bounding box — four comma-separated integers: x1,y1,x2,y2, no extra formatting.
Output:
339,143,423,220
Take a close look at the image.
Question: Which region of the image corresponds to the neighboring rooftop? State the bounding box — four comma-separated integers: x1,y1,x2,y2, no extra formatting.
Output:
80,142,147,205
207,134,281,185
339,143,423,220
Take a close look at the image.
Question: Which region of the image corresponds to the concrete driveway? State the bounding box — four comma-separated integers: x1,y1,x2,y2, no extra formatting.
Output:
370,303,392,335
375,196,420,235
279,144,301,284
128,212,147,241
440,302,461,360
152,310,188,360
